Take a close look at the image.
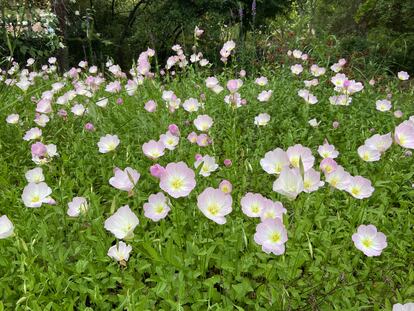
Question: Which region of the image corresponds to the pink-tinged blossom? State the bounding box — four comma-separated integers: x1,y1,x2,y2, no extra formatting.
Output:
317,142,339,159
259,200,287,222
220,40,236,59
292,49,302,58
358,145,381,162
291,64,303,75
219,180,232,194
194,114,213,131
394,120,414,149
303,168,324,193
21,182,53,208
286,144,315,171
308,118,320,127
352,224,387,257
226,79,243,93
67,197,88,217
272,167,304,200
255,76,268,86
197,187,232,224
298,89,318,104
71,104,86,116
97,134,120,153
187,132,198,143
346,176,375,199
394,110,403,118
23,127,42,141
254,113,270,126
0,215,14,239
183,98,200,112
241,192,266,218
142,140,165,159
104,205,139,240
31,142,47,157
85,123,95,131
6,114,19,124
325,165,351,190
32,144,58,165
304,79,319,88
194,155,219,177
254,219,288,255
376,99,392,112
159,162,196,198
36,99,52,114
150,164,165,178
310,64,326,77
144,100,157,112
329,95,352,106
143,192,171,222
109,167,140,194
34,114,49,127
160,131,179,150
224,159,232,167
397,71,410,81
257,90,273,102
365,133,392,153
205,77,220,89
108,241,132,262
105,81,121,93
260,148,290,175
392,303,414,311
196,134,211,147
320,158,338,174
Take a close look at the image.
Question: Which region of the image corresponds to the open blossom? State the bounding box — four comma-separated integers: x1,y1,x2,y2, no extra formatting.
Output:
104,205,139,240
329,95,352,106
255,76,268,86
393,303,414,311
144,100,157,112
304,79,319,88
257,90,272,102
254,219,288,255
71,104,86,116
259,199,286,222
260,148,290,175
292,49,302,58
298,89,318,104
308,118,320,127
194,155,219,177
197,187,232,224
310,64,326,77
220,40,236,59
143,192,171,222
22,182,52,208
325,165,351,190
31,142,47,157
397,71,410,81
34,114,49,127
194,114,213,131
286,144,315,171
6,113,19,124
358,145,381,162
226,79,243,93
109,167,140,193
108,241,132,263
291,64,303,75
206,77,219,89
346,176,375,199
273,167,304,200
32,144,58,165
394,120,414,149
352,224,387,257
254,113,270,126
98,134,120,153
219,180,232,194
320,158,338,174
96,98,108,108
317,142,339,159
105,81,121,93
241,192,266,218
0,215,14,239
183,98,200,112
23,127,42,141
187,132,198,143
196,133,211,146
303,168,324,193
160,131,179,150
365,133,392,153
376,99,392,112
67,197,88,217
25,167,44,183
142,140,165,159
159,162,196,198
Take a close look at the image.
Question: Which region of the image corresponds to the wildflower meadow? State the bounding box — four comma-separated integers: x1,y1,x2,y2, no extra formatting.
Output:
1,27,414,310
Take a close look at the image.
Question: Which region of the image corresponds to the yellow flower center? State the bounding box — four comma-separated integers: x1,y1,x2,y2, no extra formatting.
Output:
351,187,361,196
154,204,164,214
170,177,184,190
304,180,311,189
31,195,40,203
362,238,373,248
270,232,281,243
251,204,260,214
207,203,220,215
291,157,299,167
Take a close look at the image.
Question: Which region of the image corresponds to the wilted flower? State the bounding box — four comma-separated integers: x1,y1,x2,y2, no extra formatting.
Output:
197,187,232,224
352,224,387,256
104,205,139,240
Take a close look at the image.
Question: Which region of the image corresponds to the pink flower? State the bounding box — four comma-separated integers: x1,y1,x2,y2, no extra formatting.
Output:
142,140,165,159
397,71,410,81
303,168,324,193
84,123,95,131
223,159,232,167
159,162,196,198
257,90,273,102
97,134,120,153
194,114,213,131
320,158,338,174
394,110,403,118
291,64,303,75
23,127,42,141
255,76,268,86
196,134,211,146
241,192,266,218
219,180,232,194
197,187,232,224
352,224,387,257
272,167,304,200
259,200,286,222
107,241,132,262
394,120,414,149
317,142,339,159
150,164,165,178
332,121,340,129
109,167,140,194
254,219,288,255
143,192,171,222
376,99,392,112
144,100,157,112
357,145,381,162
325,165,351,190
364,133,392,153
67,197,88,217
31,142,47,157
168,124,180,136
187,132,198,143
393,303,414,311
346,176,374,199
286,144,315,171
260,148,290,175
226,79,243,93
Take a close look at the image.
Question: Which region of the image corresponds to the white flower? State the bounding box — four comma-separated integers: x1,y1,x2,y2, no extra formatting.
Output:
67,197,88,217
107,241,132,262
104,205,139,240
21,182,52,208
254,113,270,126
0,215,14,239
97,134,120,153
6,114,19,124
194,155,219,177
25,167,45,183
